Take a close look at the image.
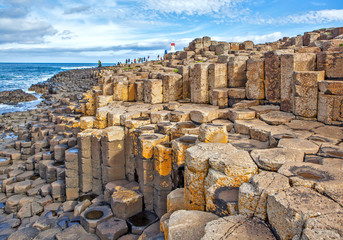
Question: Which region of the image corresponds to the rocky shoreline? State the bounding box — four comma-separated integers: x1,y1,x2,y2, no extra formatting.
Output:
0,27,343,240
0,67,103,239
0,89,37,105
0,68,99,140
29,68,99,101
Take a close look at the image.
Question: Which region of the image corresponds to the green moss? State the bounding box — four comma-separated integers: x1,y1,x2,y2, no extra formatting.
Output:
123,67,133,70
158,62,162,64
325,32,332,35
340,43,343,47
197,60,204,63
173,69,179,73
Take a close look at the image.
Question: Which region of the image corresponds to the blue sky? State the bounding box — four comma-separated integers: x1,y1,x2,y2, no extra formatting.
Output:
0,0,342,63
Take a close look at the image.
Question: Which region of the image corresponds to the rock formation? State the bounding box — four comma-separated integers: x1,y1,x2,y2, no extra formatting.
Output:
0,27,342,240
0,89,37,105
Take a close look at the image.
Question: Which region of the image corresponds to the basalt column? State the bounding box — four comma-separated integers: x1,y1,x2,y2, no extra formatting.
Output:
77,130,94,196
137,133,168,210
125,118,153,182
101,126,126,185
91,130,103,195
280,53,316,112
171,135,197,188
153,142,173,217
191,63,211,104
264,51,282,102
293,71,325,118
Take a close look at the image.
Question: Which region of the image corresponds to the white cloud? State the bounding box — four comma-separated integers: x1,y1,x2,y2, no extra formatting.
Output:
213,31,283,44
0,18,57,44
143,0,248,16
285,9,343,24
2,0,343,63
256,9,343,25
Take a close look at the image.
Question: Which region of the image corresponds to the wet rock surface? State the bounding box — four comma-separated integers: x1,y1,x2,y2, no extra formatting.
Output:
0,89,37,105
29,68,98,101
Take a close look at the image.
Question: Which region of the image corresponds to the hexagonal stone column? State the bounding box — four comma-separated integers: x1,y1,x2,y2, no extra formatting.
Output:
110,186,143,220
202,215,276,240
153,142,173,217
184,143,240,211
239,171,290,220
267,186,341,240
144,79,163,104
80,205,113,233
137,133,168,210
91,130,103,195
171,135,197,188
190,63,211,104
101,126,126,185
198,123,228,143
96,217,128,240
250,147,304,171
205,149,258,216
246,59,265,100
302,212,343,240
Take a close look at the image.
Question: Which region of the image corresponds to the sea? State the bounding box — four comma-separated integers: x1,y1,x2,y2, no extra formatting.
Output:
0,63,112,115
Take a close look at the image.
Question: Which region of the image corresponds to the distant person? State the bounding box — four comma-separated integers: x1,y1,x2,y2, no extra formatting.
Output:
98,60,102,68
165,50,167,55
157,55,159,60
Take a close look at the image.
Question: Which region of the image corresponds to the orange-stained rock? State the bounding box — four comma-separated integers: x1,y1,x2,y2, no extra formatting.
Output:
113,80,129,102
198,123,228,143
80,117,95,130
138,134,168,160
154,143,172,177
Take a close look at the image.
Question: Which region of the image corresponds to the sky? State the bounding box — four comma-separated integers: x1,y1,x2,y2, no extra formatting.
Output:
0,0,342,63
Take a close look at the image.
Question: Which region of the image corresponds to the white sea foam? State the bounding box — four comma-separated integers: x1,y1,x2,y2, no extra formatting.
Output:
0,63,97,115
0,97,43,115
61,66,94,70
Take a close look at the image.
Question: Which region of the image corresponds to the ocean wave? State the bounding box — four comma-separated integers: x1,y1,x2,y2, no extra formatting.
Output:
0,97,43,115
61,66,95,70
36,74,55,83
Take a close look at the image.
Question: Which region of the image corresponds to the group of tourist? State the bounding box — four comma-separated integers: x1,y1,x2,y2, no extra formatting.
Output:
97,53,166,67
125,57,149,64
